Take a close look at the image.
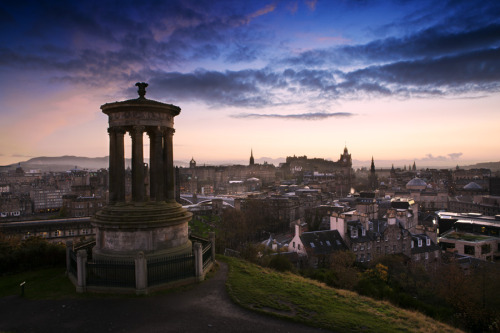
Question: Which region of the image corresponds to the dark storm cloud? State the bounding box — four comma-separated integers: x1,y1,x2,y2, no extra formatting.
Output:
231,112,354,120
149,69,272,107
0,0,265,76
1,0,499,112
282,23,500,68
345,47,500,95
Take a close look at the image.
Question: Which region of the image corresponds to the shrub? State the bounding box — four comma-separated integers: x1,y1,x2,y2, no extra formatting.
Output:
0,236,66,274
268,254,293,272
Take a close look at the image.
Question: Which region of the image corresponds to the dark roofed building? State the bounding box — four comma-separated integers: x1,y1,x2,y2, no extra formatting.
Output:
290,223,348,268
410,234,441,265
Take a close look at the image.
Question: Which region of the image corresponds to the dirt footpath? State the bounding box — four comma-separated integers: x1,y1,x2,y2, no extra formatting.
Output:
0,262,327,333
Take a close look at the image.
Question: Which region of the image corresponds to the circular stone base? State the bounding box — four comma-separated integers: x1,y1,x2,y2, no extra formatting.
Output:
91,201,192,258
92,239,193,262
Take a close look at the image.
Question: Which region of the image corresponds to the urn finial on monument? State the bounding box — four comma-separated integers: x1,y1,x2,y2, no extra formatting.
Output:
135,82,148,99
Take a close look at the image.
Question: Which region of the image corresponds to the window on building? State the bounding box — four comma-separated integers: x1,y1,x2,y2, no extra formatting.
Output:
367,243,371,250
353,245,358,252
360,254,365,262
464,245,475,255
310,242,315,248
385,234,388,242
415,254,420,261
426,238,430,246
397,233,401,240
376,246,380,254
352,228,358,238
362,228,366,236
402,244,406,252
293,241,295,248
326,240,331,246
418,239,422,247
367,253,371,261
481,244,491,255
411,241,414,248
425,252,429,260
298,244,301,250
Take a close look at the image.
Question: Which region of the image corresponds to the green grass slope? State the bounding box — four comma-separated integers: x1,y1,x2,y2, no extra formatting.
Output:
222,256,461,333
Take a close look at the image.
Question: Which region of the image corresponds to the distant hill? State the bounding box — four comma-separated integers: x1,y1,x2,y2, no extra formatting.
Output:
0,156,189,172
2,155,499,173
463,161,500,172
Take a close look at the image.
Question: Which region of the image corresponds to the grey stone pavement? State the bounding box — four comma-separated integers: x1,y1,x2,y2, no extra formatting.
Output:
0,262,328,333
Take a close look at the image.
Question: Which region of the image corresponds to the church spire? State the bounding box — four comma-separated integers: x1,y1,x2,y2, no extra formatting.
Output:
369,156,377,190
249,149,255,166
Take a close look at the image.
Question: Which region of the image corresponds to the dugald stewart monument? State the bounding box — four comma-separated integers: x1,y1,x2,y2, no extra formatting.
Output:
67,83,214,294
93,82,192,260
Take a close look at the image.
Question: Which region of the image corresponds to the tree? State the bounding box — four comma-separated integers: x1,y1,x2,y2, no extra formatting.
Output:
329,251,359,289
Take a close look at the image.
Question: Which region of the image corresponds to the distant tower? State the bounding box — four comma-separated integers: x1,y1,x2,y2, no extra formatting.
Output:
249,149,255,166
190,157,196,169
339,146,352,167
337,146,353,194
369,156,378,190
412,161,416,171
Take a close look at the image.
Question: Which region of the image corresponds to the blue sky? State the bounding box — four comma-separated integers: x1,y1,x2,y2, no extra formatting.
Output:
1,0,499,167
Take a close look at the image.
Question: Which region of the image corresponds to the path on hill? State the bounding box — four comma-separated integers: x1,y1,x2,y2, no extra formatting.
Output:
0,262,328,333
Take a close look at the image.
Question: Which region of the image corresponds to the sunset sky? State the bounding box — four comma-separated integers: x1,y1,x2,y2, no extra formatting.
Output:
1,0,499,168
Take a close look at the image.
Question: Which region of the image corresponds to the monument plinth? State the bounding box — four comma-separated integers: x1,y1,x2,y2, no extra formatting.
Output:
92,82,192,260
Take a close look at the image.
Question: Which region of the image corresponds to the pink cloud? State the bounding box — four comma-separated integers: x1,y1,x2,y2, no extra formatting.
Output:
247,3,277,22
305,0,317,11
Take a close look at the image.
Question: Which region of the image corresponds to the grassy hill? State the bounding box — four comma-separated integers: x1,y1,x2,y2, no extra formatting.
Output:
222,256,461,333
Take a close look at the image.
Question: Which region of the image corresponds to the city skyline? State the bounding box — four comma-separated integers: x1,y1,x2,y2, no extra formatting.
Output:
1,0,500,167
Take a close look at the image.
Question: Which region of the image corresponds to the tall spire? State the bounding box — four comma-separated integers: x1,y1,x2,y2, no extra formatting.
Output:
369,156,377,190
249,149,255,166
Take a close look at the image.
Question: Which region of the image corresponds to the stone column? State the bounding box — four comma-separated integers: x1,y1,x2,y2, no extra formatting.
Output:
148,129,157,201
76,249,87,293
131,126,145,202
163,128,175,201
149,127,164,202
108,128,117,203
115,127,126,202
194,242,203,281
135,251,147,295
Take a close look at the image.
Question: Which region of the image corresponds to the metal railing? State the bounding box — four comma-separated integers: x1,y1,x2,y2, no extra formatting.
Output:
202,242,212,270
147,253,195,286
87,259,135,288
67,235,215,292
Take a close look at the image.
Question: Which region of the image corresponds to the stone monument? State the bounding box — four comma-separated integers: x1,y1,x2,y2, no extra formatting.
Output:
92,82,192,261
